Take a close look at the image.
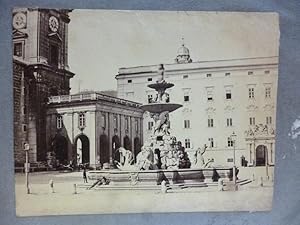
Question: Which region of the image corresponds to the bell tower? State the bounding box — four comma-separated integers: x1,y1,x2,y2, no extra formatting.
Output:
13,8,75,163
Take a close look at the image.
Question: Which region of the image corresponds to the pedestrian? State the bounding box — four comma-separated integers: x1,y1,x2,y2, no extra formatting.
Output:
83,166,88,183
49,179,54,193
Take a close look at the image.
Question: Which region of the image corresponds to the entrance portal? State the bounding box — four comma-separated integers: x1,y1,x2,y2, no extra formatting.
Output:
76,134,90,165
123,135,131,150
112,135,121,163
256,145,267,166
51,134,68,164
99,134,109,164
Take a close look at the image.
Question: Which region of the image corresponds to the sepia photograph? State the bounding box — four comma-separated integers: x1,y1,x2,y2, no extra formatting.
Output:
13,8,279,216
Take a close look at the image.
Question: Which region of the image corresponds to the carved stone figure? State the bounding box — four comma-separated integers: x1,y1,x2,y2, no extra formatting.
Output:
192,144,212,168
115,147,134,170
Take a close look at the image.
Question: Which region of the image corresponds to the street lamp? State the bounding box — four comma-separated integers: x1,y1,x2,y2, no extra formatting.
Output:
24,143,30,194
265,140,269,180
230,132,237,191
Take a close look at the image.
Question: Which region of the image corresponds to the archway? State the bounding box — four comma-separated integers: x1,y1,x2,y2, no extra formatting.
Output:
99,134,109,164
112,135,121,163
76,134,90,165
51,134,68,164
256,145,267,166
123,135,131,150
134,137,141,160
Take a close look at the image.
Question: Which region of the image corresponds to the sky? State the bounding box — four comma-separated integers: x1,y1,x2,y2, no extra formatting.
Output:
68,10,279,94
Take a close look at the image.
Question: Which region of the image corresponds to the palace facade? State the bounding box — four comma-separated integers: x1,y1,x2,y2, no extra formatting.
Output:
116,44,278,167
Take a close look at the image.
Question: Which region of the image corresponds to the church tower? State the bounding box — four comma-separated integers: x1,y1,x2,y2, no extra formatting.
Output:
13,8,75,164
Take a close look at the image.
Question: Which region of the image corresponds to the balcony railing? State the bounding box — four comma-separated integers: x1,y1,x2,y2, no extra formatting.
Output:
48,92,142,108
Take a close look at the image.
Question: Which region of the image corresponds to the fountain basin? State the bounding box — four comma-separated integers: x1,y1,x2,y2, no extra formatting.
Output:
88,168,233,186
140,103,182,113
148,82,174,90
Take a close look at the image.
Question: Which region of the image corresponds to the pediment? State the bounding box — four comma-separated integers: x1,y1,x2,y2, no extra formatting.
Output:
224,105,235,111
263,104,275,111
246,104,258,111
48,32,62,42
205,107,216,114
13,30,28,39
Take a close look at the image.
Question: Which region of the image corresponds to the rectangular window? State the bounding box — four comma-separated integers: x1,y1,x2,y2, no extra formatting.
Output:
56,115,63,129
185,139,191,149
207,90,213,101
227,118,233,127
206,73,212,78
225,72,231,76
248,71,253,75
265,87,271,98
248,88,255,99
49,44,59,67
184,120,190,129
14,42,23,57
208,118,214,127
135,119,139,132
148,121,154,130
125,92,134,99
227,158,233,162
184,95,190,102
266,116,272,125
22,124,27,132
148,94,153,103
227,137,233,147
147,78,152,81
113,115,118,129
22,105,27,115
127,80,132,83
183,75,189,79
125,117,129,130
79,113,86,128
249,117,256,125
265,70,270,74
208,138,214,148
101,114,106,128
226,90,232,100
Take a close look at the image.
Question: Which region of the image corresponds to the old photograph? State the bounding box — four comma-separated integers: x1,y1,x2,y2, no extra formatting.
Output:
13,8,279,216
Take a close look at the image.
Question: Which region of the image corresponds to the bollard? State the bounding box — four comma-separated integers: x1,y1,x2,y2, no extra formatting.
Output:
260,177,264,187
49,179,54,193
252,174,255,181
73,184,77,194
161,180,167,194
218,178,224,191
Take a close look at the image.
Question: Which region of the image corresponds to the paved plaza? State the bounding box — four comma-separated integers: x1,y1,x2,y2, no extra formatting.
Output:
15,168,273,216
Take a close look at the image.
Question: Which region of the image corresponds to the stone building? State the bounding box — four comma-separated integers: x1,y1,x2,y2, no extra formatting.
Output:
116,44,278,167
46,92,143,168
13,8,74,164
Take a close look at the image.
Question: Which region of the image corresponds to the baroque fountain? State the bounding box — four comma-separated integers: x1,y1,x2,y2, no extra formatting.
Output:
88,65,233,187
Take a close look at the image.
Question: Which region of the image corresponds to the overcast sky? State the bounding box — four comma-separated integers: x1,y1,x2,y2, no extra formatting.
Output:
68,10,279,94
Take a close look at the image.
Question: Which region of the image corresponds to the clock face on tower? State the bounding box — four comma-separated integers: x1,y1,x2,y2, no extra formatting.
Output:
13,12,27,30
49,16,59,32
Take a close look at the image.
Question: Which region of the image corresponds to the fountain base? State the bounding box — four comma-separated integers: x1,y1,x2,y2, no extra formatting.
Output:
88,167,233,186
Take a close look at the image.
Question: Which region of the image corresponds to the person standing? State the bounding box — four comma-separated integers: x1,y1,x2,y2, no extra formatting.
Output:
83,167,88,183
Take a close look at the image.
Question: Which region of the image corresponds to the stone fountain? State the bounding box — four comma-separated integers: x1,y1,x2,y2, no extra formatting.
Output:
88,64,233,187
